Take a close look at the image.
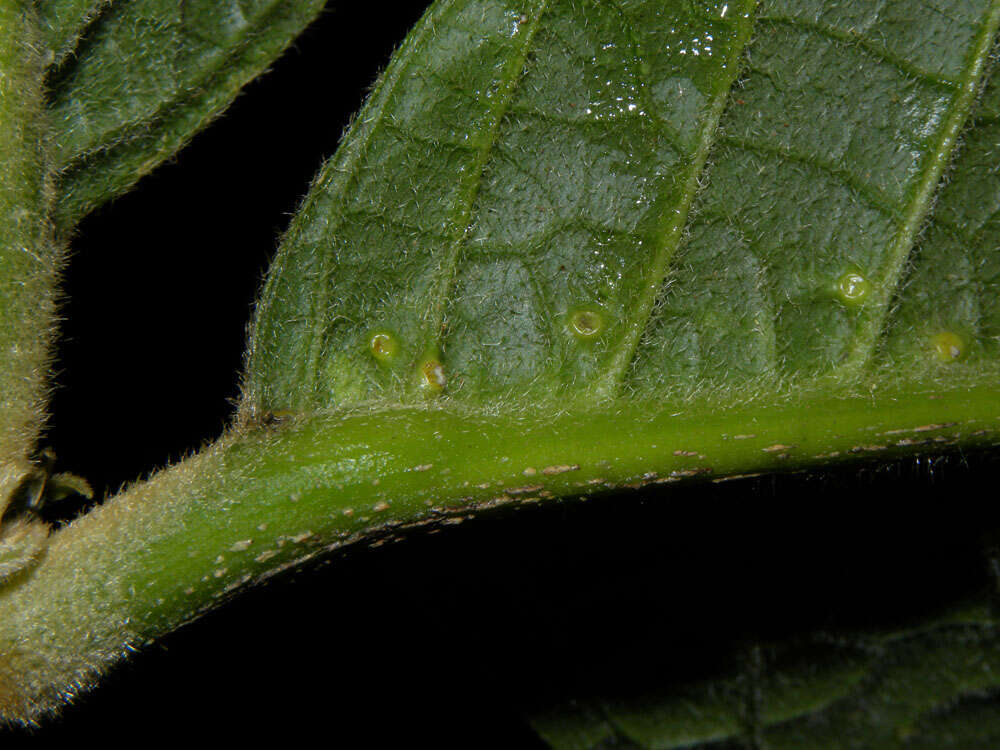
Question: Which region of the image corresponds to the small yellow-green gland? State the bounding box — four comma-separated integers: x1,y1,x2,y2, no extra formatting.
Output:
836,271,871,306
369,331,399,365
420,358,447,393
569,309,605,340
931,331,966,363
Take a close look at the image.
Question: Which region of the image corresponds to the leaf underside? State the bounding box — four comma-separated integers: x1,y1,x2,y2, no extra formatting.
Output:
247,0,1000,416
43,0,326,232
36,0,109,67
239,0,1000,746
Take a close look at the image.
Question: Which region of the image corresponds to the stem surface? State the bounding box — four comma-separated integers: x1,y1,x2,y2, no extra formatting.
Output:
1,384,998,723
0,2,58,511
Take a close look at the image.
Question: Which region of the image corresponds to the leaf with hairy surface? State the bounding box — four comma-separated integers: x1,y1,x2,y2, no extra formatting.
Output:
45,0,326,231
248,0,1000,413
2,0,1000,735
37,0,109,66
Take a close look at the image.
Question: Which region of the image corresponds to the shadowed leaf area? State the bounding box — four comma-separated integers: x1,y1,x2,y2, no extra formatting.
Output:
45,0,326,230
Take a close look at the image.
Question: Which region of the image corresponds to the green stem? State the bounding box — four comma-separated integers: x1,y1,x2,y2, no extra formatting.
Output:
1,384,998,723
0,3,58,511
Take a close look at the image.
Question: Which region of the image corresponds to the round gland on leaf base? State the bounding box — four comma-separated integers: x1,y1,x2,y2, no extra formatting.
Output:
931,330,967,363
420,358,447,393
368,330,400,366
568,306,607,341
836,269,872,307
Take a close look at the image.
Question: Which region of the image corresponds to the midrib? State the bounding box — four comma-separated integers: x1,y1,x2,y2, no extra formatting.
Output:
284,0,450,406
592,0,760,402
405,0,552,398
838,0,1000,380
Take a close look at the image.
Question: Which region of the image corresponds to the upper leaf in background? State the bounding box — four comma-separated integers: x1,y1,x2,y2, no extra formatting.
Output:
45,0,326,232
246,0,1000,417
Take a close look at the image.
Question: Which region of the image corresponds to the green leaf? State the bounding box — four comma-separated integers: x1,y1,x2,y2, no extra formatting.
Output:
36,0,109,66
246,0,1000,417
530,599,1000,749
46,0,326,232
237,0,1000,742
4,0,1000,729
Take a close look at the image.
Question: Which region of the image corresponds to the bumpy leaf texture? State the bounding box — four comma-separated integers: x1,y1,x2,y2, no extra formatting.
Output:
247,0,1000,415
44,0,326,231
240,1,1000,746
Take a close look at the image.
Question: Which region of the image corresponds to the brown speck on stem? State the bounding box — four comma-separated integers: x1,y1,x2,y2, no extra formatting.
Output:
762,444,794,453
541,464,580,476
507,484,543,495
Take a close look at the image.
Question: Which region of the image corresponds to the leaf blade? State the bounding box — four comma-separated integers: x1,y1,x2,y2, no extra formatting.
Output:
247,0,1000,417
532,604,1000,749
47,0,326,231
36,0,109,66
246,0,765,411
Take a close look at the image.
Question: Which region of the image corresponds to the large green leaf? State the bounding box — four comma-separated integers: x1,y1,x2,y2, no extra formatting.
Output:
246,0,1000,416
45,0,326,231
3,0,1000,730
237,0,1000,744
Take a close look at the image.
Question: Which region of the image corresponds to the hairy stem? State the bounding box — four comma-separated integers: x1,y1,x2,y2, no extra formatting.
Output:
0,2,59,513
1,384,998,723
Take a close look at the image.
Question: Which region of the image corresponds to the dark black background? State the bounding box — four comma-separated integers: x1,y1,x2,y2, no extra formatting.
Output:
5,2,1000,746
